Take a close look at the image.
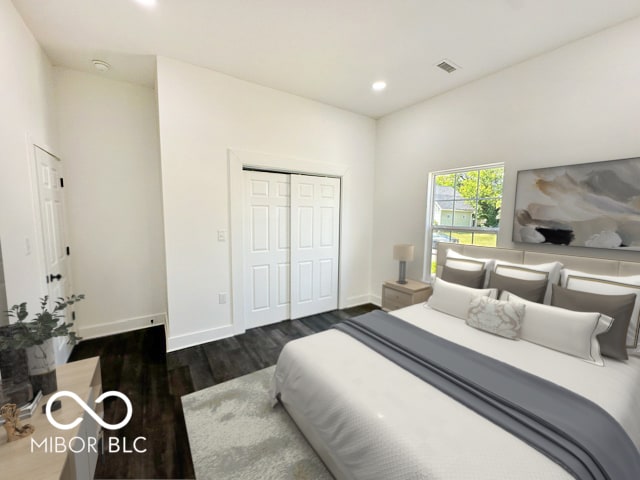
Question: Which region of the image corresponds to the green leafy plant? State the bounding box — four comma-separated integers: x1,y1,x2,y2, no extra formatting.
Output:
0,295,84,351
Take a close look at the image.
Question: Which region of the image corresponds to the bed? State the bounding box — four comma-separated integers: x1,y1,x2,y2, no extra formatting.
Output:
272,244,640,480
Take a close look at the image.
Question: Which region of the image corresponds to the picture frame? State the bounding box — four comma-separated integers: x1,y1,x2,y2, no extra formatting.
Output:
513,157,640,250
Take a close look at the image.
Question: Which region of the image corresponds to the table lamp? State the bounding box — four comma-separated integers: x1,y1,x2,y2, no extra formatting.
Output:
393,244,414,285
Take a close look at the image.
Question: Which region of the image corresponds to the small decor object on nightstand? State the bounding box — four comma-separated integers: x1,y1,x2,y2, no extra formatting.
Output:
393,244,415,284
1,403,34,442
0,389,43,425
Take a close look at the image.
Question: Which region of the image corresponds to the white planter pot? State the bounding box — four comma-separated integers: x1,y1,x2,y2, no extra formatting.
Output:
25,338,58,394
25,338,56,375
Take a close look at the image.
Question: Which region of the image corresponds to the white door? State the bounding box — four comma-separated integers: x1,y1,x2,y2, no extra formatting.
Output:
33,146,74,364
290,174,340,319
243,171,291,328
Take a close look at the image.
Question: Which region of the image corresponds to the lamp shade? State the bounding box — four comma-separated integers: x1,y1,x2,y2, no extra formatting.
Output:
393,244,415,262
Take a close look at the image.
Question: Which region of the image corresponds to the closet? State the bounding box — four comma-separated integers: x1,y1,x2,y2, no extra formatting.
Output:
243,170,340,328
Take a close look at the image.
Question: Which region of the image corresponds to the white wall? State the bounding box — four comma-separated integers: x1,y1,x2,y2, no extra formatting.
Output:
373,16,640,300
54,68,167,339
156,56,376,351
0,0,58,310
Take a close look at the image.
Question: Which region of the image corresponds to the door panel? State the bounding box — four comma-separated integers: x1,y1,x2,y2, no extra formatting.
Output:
290,175,340,319
298,262,314,302
319,259,333,298
251,206,269,251
34,146,73,364
298,207,313,248
277,206,289,249
250,179,269,196
243,171,291,328
298,183,314,198
251,265,270,310
277,263,290,306
320,207,334,246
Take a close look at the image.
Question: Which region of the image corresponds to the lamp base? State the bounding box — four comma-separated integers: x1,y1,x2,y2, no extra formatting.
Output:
397,261,407,285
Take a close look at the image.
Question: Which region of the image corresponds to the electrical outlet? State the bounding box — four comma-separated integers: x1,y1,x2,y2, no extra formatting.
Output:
218,293,227,304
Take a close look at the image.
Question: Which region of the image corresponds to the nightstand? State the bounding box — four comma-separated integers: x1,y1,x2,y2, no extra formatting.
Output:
0,357,102,480
382,279,432,311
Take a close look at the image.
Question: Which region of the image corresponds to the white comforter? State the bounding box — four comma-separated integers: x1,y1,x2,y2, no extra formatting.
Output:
272,304,640,480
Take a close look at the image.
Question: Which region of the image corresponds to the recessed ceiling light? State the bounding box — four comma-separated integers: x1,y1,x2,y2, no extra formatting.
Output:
372,81,387,92
135,0,157,7
91,60,111,72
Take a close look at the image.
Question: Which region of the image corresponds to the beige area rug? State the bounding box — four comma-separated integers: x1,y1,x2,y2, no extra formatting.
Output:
182,365,334,480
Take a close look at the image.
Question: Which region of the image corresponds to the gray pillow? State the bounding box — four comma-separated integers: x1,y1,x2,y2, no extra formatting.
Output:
551,284,635,361
441,265,485,289
488,271,548,303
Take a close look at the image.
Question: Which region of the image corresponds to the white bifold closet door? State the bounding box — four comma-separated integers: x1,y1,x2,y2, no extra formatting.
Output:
289,174,340,319
244,171,292,328
243,170,340,328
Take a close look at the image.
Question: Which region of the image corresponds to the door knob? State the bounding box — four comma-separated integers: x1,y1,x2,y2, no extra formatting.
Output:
49,273,62,282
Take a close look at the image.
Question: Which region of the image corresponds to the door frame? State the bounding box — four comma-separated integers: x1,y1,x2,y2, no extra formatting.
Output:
229,149,348,335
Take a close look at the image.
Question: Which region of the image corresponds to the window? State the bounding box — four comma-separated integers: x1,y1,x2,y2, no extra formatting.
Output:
425,164,504,274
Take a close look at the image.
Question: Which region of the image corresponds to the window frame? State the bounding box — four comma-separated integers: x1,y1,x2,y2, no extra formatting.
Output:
423,163,504,280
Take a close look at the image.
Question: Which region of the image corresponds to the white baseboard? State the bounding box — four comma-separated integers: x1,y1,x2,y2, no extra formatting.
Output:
167,324,235,352
341,294,376,309
76,293,384,353
79,313,167,340
370,294,381,307
167,296,379,352
83,294,376,353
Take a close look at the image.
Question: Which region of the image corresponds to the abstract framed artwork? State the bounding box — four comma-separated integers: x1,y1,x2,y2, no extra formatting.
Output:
513,157,640,250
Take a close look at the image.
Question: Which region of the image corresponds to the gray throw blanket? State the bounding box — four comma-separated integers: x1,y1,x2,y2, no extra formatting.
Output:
334,310,640,480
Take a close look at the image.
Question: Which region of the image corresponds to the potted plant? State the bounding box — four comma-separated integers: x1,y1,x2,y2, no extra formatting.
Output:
0,295,84,395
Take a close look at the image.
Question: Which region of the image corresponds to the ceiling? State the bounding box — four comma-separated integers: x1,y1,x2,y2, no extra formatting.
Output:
12,0,640,118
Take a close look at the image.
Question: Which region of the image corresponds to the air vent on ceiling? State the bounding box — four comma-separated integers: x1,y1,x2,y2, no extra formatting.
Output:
436,60,460,73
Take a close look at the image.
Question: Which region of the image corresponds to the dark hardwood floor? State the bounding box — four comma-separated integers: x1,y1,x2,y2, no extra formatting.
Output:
69,304,378,479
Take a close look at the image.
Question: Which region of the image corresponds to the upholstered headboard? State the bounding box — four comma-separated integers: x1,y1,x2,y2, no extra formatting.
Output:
436,243,640,278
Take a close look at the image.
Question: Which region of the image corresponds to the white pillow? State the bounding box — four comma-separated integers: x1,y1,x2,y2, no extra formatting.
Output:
467,296,525,340
501,292,612,366
445,250,496,287
428,277,497,320
560,269,640,352
493,260,563,304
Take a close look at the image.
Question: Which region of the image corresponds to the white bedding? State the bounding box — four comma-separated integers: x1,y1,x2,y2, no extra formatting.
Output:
272,304,640,480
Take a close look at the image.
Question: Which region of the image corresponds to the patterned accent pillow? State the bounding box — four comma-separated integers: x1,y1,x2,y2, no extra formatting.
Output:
466,295,525,340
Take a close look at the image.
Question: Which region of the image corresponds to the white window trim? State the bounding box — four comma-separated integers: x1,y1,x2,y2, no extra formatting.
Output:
423,163,504,281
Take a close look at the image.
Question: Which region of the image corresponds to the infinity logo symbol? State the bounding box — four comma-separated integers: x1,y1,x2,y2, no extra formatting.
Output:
46,390,133,431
